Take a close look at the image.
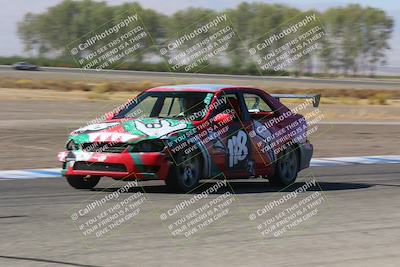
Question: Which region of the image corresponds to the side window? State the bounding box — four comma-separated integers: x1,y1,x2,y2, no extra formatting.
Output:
243,93,274,119
124,96,158,118
159,97,181,117
159,97,173,117
212,93,242,121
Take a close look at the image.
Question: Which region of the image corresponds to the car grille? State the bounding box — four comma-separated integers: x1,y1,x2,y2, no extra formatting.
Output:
129,140,165,152
81,142,128,153
137,165,160,173
73,162,127,172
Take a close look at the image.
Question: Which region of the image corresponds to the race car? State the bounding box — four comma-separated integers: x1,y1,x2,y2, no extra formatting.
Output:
58,84,319,192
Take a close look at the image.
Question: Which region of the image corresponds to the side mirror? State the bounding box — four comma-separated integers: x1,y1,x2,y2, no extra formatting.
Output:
104,112,114,121
213,113,233,124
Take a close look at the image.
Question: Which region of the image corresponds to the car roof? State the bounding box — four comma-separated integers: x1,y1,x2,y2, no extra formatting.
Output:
147,84,255,93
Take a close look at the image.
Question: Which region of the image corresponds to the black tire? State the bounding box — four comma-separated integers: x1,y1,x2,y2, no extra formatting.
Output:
269,148,299,186
66,175,100,189
166,151,201,193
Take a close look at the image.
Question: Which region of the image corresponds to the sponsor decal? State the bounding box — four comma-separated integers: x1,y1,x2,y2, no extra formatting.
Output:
88,132,137,143
74,122,120,134
135,119,187,137
247,159,255,176
227,130,248,168
253,120,275,162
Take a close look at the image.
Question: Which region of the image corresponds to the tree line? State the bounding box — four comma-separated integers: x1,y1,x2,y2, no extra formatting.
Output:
17,0,393,76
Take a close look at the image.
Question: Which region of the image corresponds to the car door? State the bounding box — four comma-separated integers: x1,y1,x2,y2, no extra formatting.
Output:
205,91,253,178
240,91,280,177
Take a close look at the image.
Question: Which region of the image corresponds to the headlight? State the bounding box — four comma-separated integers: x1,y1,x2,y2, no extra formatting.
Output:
66,140,79,150
129,140,165,152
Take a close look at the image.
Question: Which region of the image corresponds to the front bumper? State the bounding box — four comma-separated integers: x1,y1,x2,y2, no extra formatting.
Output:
58,150,171,180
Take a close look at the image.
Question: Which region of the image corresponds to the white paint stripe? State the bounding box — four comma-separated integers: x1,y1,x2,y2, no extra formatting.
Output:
0,155,399,180
309,159,349,167
310,155,400,166
0,168,61,179
317,121,400,126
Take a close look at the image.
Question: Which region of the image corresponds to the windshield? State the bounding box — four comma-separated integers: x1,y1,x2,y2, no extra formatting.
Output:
114,91,214,121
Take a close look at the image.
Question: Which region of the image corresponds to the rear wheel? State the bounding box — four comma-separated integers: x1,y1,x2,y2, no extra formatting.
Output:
166,151,201,192
269,148,299,186
66,175,100,189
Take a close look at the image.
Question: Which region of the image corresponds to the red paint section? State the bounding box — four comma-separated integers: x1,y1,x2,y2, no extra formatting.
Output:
61,151,170,180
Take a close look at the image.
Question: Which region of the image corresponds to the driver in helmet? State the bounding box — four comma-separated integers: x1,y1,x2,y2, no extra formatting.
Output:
180,96,206,118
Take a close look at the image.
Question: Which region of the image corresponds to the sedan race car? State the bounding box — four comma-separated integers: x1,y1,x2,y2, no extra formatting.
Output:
58,84,319,192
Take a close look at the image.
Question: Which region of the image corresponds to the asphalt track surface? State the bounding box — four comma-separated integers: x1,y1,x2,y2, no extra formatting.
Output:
1,65,400,90
1,164,399,267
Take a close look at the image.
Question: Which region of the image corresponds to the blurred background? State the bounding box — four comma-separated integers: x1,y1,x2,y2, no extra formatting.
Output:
0,0,398,76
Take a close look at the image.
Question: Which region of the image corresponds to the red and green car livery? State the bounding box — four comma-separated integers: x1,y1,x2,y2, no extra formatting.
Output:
58,84,318,192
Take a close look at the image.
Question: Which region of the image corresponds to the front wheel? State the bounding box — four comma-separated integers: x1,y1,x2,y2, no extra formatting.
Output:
269,148,299,186
66,175,100,189
166,151,201,192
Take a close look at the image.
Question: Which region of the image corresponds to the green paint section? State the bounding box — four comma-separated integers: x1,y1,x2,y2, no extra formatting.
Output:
204,93,213,105
123,118,193,140
129,153,144,172
121,120,147,136
66,118,195,145
69,134,89,144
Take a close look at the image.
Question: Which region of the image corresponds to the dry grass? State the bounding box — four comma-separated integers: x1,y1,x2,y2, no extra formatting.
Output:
0,78,167,93
0,77,398,104
367,93,391,105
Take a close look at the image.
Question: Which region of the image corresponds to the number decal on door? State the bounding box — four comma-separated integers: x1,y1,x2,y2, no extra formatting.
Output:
227,130,248,167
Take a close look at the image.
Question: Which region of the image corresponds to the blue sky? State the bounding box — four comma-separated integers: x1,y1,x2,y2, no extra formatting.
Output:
0,0,399,68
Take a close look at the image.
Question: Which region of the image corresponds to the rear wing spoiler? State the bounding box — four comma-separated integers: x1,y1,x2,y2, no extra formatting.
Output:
271,94,321,107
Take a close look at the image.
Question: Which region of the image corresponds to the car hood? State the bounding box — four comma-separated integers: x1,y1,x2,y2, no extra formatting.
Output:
68,118,193,144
